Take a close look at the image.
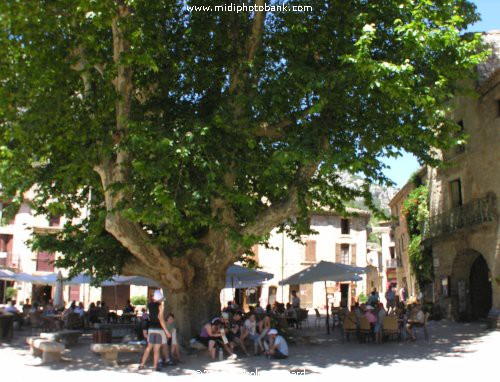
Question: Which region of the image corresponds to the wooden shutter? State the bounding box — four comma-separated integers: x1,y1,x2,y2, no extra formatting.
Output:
252,244,259,264
335,243,341,263
0,235,6,252
305,240,316,262
6,235,13,253
37,251,55,272
69,286,80,302
351,244,357,265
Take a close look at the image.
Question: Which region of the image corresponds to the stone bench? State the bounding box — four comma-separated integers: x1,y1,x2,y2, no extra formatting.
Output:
26,337,65,364
40,330,83,346
90,343,144,366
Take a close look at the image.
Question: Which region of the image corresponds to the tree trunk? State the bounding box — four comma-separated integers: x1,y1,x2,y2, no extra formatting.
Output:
163,268,226,346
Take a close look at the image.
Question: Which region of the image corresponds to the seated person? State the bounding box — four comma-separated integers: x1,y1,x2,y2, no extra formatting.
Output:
197,318,236,360
285,303,298,328
258,314,272,351
265,329,288,359
364,305,377,327
74,302,85,317
4,300,19,314
353,303,364,319
4,300,23,328
99,301,109,322
242,313,262,355
123,299,135,314
254,303,265,315
166,313,182,364
374,302,386,344
43,300,56,315
405,303,425,341
22,298,32,313
229,311,248,355
88,302,100,324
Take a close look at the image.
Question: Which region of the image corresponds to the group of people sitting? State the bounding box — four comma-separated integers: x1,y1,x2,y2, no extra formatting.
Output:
343,288,426,343
196,309,288,361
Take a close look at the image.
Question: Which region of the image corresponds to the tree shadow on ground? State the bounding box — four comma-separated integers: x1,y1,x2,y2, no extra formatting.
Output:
0,320,494,376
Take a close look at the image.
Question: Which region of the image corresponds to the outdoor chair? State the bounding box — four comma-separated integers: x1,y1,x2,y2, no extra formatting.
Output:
358,316,373,343
341,313,357,342
413,312,430,342
286,310,300,329
66,313,84,330
298,309,309,329
314,308,324,328
28,312,44,335
382,316,399,342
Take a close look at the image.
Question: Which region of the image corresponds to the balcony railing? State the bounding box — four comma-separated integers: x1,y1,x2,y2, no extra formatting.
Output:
423,195,496,239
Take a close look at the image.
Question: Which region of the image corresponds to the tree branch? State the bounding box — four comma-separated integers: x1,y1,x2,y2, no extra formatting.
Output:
254,104,319,138
246,0,266,61
229,1,266,95
241,188,300,238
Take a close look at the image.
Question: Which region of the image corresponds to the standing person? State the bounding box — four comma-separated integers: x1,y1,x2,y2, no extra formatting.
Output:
265,329,288,359
138,290,171,372
400,285,408,304
385,287,396,314
291,290,301,309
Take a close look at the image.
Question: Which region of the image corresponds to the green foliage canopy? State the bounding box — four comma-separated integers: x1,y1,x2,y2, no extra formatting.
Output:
0,0,486,284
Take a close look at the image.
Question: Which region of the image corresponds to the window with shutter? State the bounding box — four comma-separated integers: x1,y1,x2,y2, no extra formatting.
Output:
335,243,341,263
351,244,357,265
305,240,316,262
49,215,61,227
340,244,350,264
0,234,13,252
69,286,80,302
340,219,350,235
36,251,55,272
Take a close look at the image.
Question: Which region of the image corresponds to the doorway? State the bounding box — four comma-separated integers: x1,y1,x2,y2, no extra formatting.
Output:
469,255,492,319
32,285,52,305
340,284,349,308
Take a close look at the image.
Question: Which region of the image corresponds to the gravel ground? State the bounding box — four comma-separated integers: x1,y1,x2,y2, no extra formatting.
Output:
1,319,497,382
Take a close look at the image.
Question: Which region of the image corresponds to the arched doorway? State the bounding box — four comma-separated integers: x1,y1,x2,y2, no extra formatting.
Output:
451,249,492,321
469,255,492,319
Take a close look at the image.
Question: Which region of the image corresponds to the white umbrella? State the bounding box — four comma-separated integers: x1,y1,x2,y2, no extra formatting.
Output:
279,261,366,334
53,271,64,308
226,264,274,301
0,269,17,281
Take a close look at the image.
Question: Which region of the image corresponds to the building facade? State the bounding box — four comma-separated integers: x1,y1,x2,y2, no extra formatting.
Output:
222,209,371,311
388,171,426,299
424,31,500,322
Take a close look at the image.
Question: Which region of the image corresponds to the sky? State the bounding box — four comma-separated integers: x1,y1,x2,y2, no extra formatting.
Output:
380,0,499,188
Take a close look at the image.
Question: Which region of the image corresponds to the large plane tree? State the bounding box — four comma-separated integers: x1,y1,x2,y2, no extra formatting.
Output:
0,0,485,340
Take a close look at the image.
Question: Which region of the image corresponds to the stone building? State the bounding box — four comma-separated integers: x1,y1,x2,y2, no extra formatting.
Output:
0,193,146,310
222,208,370,311
367,223,397,301
424,31,500,322
388,167,427,299
0,194,70,304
